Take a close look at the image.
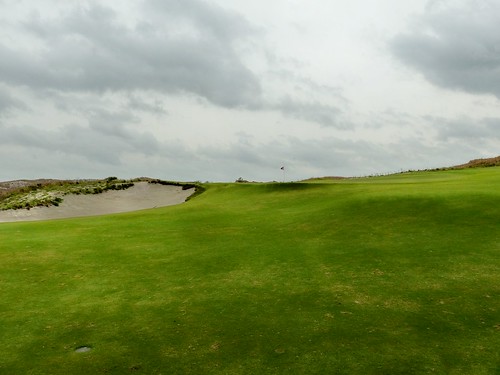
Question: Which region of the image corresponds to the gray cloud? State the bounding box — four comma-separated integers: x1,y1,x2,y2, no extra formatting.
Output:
275,97,345,128
193,135,412,181
0,0,351,128
86,109,140,141
1,113,496,182
390,0,500,97
0,87,25,116
0,1,262,109
428,115,500,141
144,0,258,44
0,118,175,165
263,69,348,128
126,95,167,115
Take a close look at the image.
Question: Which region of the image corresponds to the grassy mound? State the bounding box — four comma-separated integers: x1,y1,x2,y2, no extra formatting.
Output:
0,168,499,374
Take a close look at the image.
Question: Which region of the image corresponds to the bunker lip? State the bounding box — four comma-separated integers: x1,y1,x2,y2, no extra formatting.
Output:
0,182,194,222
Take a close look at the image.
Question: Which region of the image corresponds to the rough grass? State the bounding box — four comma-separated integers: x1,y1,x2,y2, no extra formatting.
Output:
0,168,499,374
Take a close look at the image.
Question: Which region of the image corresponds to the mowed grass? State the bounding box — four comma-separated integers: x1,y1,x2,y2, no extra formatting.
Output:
0,168,499,374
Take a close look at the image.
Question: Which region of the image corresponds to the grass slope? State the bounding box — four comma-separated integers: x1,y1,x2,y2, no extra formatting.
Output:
0,168,499,374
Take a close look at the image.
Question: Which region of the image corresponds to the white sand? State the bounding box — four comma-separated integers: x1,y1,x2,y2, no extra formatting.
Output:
0,182,194,222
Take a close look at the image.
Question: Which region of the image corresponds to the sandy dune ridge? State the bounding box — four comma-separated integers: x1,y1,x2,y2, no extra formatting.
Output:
0,182,194,222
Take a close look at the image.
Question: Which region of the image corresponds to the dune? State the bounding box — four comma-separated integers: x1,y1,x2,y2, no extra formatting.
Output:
0,182,194,222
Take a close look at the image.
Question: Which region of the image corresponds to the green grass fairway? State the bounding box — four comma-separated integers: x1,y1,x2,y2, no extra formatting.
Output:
1,168,499,374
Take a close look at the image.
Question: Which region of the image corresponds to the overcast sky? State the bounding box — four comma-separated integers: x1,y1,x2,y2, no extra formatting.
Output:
1,0,499,182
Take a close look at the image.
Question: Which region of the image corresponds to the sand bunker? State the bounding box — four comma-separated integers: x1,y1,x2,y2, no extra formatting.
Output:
0,182,194,222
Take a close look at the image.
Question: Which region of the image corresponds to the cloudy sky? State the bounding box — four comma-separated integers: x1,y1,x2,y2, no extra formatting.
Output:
1,0,499,182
